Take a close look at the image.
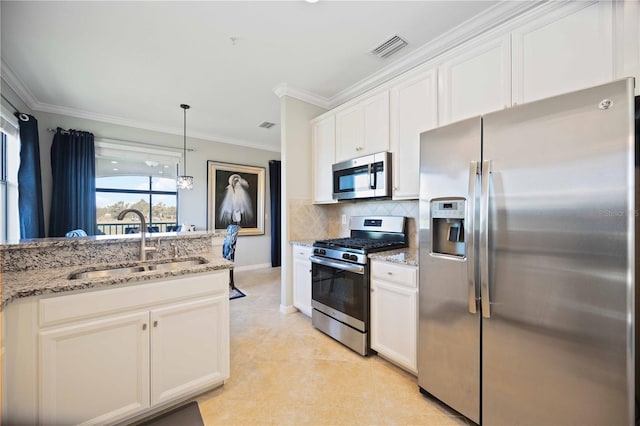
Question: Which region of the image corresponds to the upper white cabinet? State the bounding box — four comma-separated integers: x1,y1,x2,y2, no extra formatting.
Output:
438,34,511,125
311,115,337,204
335,91,390,162
512,2,614,104
389,69,438,200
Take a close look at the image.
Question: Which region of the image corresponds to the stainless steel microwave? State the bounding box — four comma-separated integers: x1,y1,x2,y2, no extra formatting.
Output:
332,152,392,200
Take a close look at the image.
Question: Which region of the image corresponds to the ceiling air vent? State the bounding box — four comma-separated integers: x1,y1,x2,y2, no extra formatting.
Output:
371,35,408,59
259,121,276,129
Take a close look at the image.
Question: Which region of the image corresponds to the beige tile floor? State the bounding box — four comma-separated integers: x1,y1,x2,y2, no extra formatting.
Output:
193,267,469,426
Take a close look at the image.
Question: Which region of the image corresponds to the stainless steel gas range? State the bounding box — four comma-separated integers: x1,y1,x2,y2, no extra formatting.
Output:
310,216,407,356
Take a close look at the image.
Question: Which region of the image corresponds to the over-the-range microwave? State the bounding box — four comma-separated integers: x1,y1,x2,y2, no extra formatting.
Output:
332,152,392,201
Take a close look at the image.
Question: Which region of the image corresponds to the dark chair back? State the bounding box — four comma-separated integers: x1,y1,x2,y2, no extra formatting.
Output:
222,225,240,261
223,225,241,290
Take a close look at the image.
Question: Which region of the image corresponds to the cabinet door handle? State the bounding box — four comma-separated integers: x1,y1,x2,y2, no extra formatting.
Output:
142,323,147,331
387,271,393,275
153,321,158,327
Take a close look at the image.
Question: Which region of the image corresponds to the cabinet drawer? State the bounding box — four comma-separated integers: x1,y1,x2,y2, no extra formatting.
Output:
293,245,312,260
371,261,417,288
39,271,227,327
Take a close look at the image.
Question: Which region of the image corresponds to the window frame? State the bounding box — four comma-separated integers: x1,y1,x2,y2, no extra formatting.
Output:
1,132,8,240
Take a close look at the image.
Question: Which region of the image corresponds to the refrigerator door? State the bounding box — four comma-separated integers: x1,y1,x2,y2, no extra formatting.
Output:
418,116,481,424
481,78,635,425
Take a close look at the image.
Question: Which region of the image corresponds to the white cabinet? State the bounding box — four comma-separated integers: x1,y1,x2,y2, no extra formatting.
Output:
4,271,229,426
335,91,390,162
39,312,150,425
311,115,337,204
438,34,511,125
370,260,418,374
512,2,614,105
150,295,228,405
389,69,438,200
292,244,312,317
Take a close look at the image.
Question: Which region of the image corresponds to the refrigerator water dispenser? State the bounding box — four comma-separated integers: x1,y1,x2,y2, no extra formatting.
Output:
431,198,466,257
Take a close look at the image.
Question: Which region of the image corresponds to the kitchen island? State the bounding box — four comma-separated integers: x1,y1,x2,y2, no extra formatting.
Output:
1,232,233,426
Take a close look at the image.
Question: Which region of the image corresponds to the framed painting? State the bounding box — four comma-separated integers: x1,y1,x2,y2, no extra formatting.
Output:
207,161,265,236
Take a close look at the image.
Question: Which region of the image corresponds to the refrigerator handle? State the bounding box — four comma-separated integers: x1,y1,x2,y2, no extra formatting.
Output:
480,160,492,318
467,161,479,314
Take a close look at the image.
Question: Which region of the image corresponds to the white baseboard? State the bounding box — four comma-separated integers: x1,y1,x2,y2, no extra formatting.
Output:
280,304,298,314
234,263,272,272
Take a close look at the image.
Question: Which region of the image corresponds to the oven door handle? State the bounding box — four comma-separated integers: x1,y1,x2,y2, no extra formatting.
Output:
310,256,365,275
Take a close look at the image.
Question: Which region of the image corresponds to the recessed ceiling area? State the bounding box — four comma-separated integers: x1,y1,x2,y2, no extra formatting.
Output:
1,1,503,152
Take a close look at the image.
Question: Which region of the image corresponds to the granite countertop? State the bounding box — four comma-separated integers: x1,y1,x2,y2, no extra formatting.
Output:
1,253,233,309
289,239,316,248
368,248,418,266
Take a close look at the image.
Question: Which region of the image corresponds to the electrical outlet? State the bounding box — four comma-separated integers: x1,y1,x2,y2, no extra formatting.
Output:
341,214,347,225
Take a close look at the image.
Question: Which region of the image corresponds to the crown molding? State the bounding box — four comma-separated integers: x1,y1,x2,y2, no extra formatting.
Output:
271,2,548,110
328,1,546,107
272,83,332,109
2,65,280,152
1,59,40,110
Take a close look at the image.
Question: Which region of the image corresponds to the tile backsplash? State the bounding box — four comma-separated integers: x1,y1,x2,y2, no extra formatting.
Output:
288,198,419,248
287,198,331,241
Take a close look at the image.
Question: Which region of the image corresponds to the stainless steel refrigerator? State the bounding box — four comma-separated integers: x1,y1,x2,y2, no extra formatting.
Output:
418,78,636,426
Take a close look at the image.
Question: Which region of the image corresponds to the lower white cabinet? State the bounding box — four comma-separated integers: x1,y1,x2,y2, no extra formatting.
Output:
4,271,230,426
370,260,418,374
150,296,228,405
292,244,312,317
39,312,151,425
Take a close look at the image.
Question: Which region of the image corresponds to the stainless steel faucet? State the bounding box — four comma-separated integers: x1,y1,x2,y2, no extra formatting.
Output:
117,209,157,261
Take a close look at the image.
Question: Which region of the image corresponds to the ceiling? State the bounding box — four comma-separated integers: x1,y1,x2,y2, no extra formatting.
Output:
1,1,512,152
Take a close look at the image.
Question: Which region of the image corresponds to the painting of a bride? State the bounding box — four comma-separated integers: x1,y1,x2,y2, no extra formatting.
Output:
219,174,254,225
207,161,265,235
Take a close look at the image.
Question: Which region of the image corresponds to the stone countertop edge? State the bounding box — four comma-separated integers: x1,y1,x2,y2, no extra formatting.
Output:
2,230,223,249
0,254,233,310
289,240,316,248
368,248,419,266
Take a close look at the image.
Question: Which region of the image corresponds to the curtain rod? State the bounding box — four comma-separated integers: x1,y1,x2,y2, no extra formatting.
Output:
46,128,195,152
1,93,21,114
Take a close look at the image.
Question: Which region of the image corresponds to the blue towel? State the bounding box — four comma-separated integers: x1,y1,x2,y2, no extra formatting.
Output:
65,229,87,237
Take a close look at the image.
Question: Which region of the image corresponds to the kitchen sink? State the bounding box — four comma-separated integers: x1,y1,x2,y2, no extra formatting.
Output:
146,259,206,271
68,258,208,280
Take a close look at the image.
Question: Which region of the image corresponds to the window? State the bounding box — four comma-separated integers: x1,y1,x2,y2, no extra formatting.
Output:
95,142,181,235
0,108,20,243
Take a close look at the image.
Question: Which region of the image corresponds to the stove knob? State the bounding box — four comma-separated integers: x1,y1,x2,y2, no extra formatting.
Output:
320,249,326,255
342,253,350,260
350,254,358,261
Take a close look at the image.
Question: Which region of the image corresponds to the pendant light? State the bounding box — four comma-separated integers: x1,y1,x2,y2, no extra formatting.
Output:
176,103,193,190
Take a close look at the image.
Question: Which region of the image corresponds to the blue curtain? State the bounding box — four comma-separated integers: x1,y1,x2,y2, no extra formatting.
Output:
15,113,45,239
268,160,281,267
49,128,96,237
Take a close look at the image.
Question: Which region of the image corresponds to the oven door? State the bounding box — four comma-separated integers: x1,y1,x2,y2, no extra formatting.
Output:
310,255,368,332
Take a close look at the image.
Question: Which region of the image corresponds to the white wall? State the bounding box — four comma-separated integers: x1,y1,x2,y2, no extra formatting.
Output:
28,109,280,268
279,95,326,313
